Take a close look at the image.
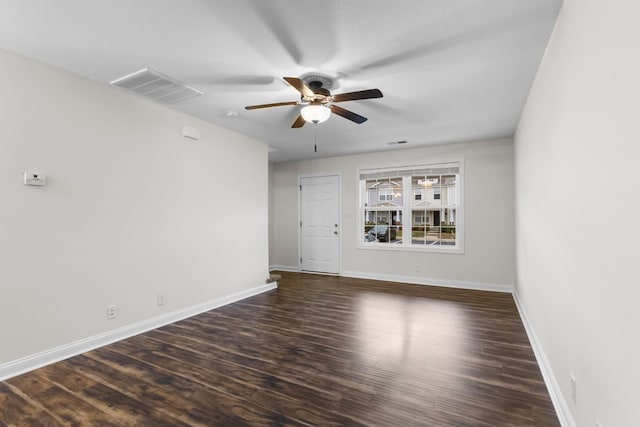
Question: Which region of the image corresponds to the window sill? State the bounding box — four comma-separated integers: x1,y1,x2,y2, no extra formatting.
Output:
357,242,465,255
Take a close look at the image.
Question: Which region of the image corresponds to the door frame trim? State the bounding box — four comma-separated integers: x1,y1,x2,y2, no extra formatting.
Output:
298,172,342,274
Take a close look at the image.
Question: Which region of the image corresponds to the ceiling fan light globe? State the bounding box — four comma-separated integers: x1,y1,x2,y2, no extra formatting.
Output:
301,105,330,124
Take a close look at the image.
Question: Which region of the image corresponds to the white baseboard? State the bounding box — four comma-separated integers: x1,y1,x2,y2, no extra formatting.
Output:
513,292,575,427
269,264,299,272
341,270,513,293
0,282,277,382
269,266,511,293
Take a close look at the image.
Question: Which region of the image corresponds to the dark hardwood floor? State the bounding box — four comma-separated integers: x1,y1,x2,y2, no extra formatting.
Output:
0,272,560,426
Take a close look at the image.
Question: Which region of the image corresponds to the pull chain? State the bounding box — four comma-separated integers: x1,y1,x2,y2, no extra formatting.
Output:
314,123,317,153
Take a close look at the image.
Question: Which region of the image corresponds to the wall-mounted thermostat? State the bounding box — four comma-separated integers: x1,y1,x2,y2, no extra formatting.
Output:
24,172,47,186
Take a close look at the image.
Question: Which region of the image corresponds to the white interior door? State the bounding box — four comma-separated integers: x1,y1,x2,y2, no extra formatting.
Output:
300,175,340,274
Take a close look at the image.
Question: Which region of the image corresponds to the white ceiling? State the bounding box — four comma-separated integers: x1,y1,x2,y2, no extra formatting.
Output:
0,0,562,163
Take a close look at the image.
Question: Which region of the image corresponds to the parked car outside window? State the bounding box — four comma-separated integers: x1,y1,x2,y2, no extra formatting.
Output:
366,225,397,242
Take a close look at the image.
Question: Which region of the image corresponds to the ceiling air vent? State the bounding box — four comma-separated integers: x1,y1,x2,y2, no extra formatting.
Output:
110,68,203,104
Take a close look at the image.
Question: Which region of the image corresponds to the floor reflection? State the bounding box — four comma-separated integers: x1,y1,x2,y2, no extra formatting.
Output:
355,292,469,368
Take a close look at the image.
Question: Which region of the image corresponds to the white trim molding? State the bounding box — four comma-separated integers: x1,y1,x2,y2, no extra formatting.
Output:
269,264,300,272
342,270,513,293
268,268,511,293
0,282,277,382
513,292,575,427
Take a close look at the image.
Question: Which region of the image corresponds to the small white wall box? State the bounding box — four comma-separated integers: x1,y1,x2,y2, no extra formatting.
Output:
24,172,46,186
182,125,201,140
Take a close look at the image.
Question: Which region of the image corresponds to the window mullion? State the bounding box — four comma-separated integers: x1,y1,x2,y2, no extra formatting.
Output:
402,176,411,245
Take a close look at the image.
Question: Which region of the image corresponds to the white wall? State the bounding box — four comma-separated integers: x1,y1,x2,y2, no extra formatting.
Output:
514,1,640,426
0,49,269,367
271,139,515,290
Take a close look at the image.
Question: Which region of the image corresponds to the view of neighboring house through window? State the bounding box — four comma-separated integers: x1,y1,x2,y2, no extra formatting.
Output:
363,177,403,244
359,161,463,252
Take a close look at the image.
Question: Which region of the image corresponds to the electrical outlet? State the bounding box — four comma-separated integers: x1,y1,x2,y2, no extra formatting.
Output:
106,304,117,319
157,294,166,306
570,374,577,404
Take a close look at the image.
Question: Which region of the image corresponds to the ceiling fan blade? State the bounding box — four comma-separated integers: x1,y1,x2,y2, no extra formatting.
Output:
330,105,368,124
291,115,306,128
245,101,299,110
283,77,315,98
332,89,383,103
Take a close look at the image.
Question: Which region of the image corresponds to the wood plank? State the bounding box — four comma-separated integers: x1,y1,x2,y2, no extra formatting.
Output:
8,373,120,426
0,382,62,426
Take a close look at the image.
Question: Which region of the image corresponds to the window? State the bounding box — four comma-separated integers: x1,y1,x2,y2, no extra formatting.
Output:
359,161,463,252
379,189,394,201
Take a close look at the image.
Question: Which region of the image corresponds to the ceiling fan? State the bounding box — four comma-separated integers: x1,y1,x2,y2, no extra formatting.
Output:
245,76,383,128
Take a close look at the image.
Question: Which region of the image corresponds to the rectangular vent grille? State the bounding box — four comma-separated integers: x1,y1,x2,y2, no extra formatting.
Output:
110,68,203,104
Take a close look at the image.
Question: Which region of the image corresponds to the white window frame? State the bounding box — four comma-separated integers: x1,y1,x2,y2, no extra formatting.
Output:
357,160,464,254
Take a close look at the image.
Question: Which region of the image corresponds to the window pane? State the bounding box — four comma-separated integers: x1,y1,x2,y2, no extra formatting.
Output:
428,209,441,226
392,225,403,243
366,177,403,208
426,176,440,204
390,210,402,244
390,177,403,206
411,225,426,245
363,210,403,243
412,175,443,206
411,208,426,245
442,208,457,225
442,174,457,206
428,226,440,245
441,225,456,246
364,210,388,225
411,176,424,206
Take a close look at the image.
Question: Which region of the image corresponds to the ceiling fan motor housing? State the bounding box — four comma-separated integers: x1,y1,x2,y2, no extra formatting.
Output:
301,74,334,90
309,82,330,97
